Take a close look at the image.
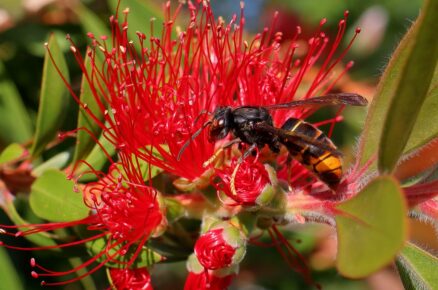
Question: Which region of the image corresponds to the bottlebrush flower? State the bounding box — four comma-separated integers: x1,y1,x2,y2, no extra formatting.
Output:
31,0,362,286
64,1,360,186
0,154,165,286
215,157,278,207
184,253,237,290
194,221,246,270
109,267,153,290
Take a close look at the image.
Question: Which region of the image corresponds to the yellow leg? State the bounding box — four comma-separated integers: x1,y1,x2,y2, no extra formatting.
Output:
202,147,224,168
203,138,241,168
230,162,241,196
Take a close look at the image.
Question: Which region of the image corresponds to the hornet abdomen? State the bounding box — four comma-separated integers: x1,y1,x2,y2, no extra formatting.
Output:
281,118,342,188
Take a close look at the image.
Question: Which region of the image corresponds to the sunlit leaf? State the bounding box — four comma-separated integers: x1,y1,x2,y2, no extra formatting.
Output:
32,151,71,176
396,243,438,290
379,0,438,172
0,143,26,165
0,61,33,144
29,169,89,222
72,52,105,163
335,176,408,278
30,34,70,158
0,248,24,290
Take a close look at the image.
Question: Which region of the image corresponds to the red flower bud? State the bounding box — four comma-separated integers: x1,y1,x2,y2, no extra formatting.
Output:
194,222,246,270
216,158,277,207
194,228,235,270
109,268,153,290
184,254,236,290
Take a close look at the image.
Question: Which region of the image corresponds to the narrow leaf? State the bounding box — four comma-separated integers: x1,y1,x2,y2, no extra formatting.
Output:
87,236,162,268
0,143,26,165
0,248,24,290
75,2,111,39
0,61,33,144
122,153,163,182
164,198,184,223
29,169,89,222
396,243,438,290
357,3,423,169
108,0,165,51
403,66,438,154
2,194,58,248
72,52,105,163
379,0,438,172
335,176,408,278
76,134,116,182
30,34,70,158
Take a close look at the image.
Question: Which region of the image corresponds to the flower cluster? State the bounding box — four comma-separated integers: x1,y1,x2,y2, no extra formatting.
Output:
8,1,435,290
0,1,364,288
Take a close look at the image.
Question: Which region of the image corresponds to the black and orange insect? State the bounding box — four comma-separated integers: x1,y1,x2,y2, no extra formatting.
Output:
178,93,368,189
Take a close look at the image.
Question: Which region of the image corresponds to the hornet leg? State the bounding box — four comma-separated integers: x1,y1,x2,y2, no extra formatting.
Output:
203,138,241,168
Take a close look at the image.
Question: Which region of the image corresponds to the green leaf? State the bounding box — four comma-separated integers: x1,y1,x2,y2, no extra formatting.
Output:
335,176,408,278
378,0,438,172
108,0,165,51
87,236,162,268
0,61,33,144
0,143,26,165
29,169,89,222
403,66,438,154
30,34,70,158
164,198,184,223
396,243,438,290
123,153,163,182
75,2,111,39
0,248,24,290
32,151,71,176
2,195,58,248
357,1,435,171
72,52,105,163
76,134,116,182
68,257,97,290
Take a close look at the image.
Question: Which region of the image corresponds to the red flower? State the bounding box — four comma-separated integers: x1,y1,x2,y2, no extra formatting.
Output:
109,268,153,290
215,157,277,206
0,154,164,286
64,1,360,184
84,162,165,241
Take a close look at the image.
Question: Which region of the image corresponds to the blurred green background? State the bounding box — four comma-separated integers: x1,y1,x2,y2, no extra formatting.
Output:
0,0,426,289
